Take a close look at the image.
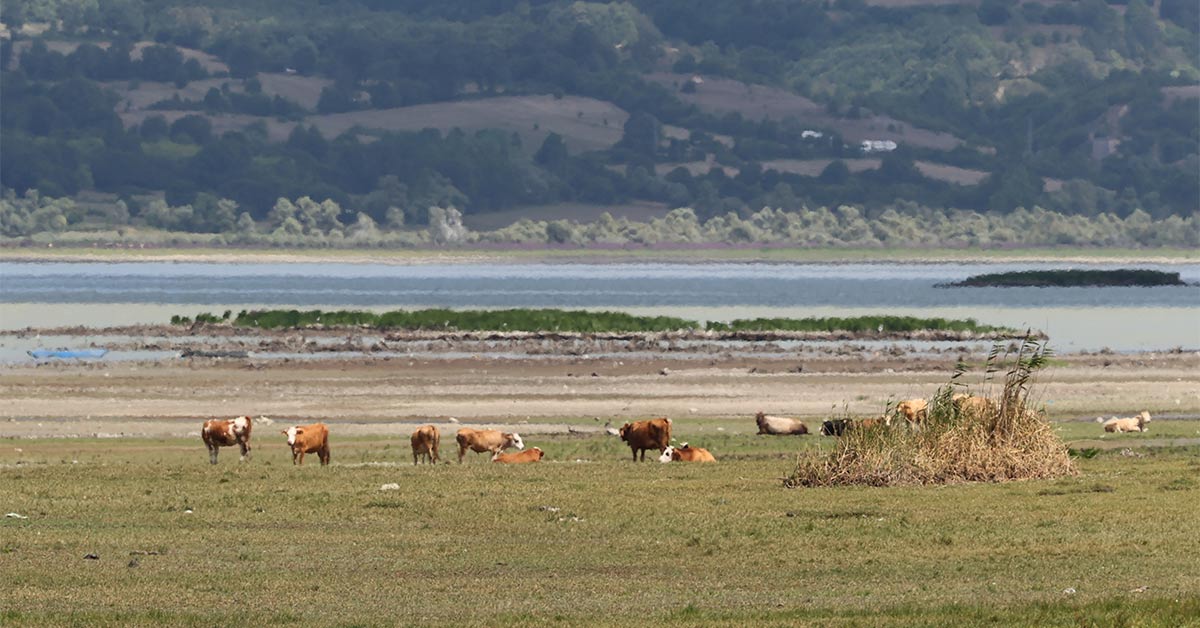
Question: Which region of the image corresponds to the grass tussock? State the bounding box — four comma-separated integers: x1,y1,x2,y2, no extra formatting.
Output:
787,337,1076,487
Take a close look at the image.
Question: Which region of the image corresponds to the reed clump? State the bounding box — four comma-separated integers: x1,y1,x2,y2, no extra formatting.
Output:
787,337,1076,487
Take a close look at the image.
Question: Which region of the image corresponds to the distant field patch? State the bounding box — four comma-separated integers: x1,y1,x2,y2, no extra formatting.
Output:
761,158,881,177
305,95,628,155
645,72,966,151
914,161,989,185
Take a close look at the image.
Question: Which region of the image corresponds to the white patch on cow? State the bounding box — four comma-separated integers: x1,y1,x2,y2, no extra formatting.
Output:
510,433,525,450
285,426,298,446
659,446,675,463
233,416,249,434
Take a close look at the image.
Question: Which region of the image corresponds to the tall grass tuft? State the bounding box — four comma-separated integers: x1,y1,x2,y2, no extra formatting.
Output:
786,336,1076,487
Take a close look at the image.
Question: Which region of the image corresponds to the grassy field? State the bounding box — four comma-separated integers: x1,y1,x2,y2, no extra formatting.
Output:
3,423,1198,626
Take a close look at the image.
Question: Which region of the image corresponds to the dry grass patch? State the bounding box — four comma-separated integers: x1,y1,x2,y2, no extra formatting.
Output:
789,338,1076,486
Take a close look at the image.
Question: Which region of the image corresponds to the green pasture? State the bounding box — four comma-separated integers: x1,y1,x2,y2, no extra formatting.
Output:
2,423,1198,626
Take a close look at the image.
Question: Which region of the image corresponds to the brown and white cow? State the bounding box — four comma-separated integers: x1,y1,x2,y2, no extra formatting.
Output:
411,425,440,465
755,412,809,435
658,443,716,463
283,423,330,466
455,428,524,463
491,447,544,464
201,415,253,464
618,417,672,462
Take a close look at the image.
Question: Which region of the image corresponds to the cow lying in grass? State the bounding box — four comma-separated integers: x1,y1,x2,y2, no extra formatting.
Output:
491,447,544,464
283,423,330,466
1103,411,1152,433
755,412,809,435
659,443,716,463
201,415,252,464
456,428,523,463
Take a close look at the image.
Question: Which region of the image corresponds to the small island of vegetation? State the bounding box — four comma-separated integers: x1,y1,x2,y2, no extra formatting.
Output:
945,269,1188,288
171,308,1018,337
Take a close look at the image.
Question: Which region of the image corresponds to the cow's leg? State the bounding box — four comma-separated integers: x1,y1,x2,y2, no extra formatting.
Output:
458,444,467,464
208,445,218,465
294,450,303,465
239,440,250,462
413,448,419,465
320,445,330,466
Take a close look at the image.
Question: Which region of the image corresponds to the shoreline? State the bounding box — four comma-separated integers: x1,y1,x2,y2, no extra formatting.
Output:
1,246,1197,265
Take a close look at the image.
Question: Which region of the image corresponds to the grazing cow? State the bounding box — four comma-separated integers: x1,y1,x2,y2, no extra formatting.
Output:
201,415,253,464
455,428,524,463
491,447,544,464
283,423,330,466
618,417,672,462
755,412,809,435
1103,411,1152,433
411,425,440,465
821,419,850,436
894,398,928,429
658,443,716,463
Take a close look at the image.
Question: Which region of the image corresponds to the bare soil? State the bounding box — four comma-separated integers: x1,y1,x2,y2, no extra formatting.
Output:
3,347,1195,439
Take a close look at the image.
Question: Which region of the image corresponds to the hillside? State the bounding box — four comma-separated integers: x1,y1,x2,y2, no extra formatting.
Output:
0,0,1196,239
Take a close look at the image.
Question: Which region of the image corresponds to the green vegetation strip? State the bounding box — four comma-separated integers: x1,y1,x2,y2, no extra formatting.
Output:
174,309,1017,334
947,269,1187,288
708,315,1006,334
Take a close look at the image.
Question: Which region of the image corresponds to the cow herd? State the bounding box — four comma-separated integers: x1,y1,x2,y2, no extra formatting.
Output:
199,399,1154,466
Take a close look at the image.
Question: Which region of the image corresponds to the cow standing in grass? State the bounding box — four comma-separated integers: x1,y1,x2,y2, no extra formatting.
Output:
201,415,253,464
618,417,672,462
411,425,440,465
283,423,331,466
455,428,524,463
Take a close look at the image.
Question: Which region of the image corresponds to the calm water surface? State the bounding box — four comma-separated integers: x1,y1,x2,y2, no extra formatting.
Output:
1,261,1196,352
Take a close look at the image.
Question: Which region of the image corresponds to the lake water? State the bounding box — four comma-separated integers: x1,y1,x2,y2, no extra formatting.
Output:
1,261,1197,352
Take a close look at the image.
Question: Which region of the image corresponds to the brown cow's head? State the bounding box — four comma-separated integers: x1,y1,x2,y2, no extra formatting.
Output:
505,432,525,450
618,423,633,441
283,426,302,446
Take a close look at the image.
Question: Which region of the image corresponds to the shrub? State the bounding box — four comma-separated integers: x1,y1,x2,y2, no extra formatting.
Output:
786,337,1076,486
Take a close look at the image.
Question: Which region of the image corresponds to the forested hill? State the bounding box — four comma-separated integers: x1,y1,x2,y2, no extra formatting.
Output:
1,0,1196,237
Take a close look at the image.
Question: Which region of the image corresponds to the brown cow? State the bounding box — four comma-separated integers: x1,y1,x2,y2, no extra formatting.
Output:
282,423,330,466
411,425,440,465
1103,411,1151,433
894,398,928,429
659,443,716,463
618,417,672,462
201,415,252,464
491,447,544,464
455,428,524,463
952,393,996,418
755,412,809,435
852,417,887,431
